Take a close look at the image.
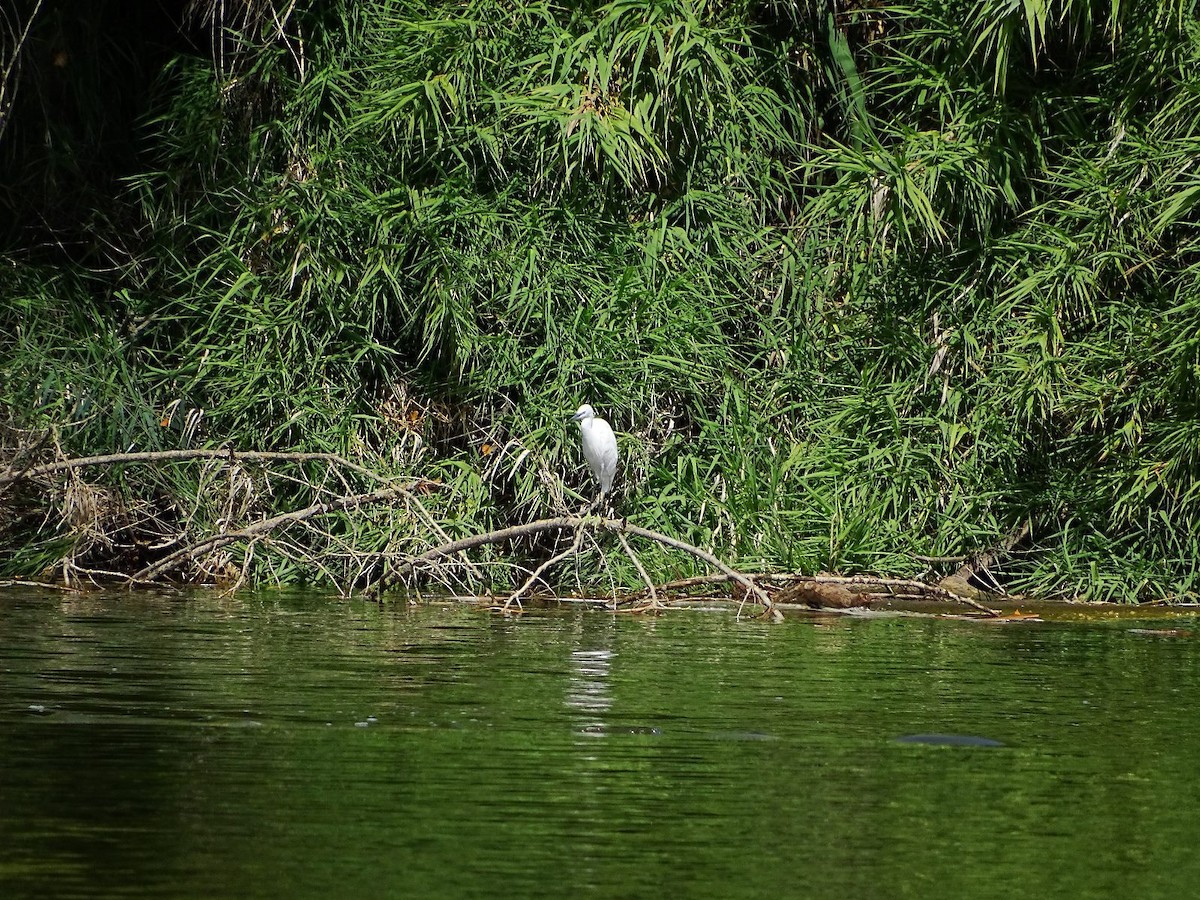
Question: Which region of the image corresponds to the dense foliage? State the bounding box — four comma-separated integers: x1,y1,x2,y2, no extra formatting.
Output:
3,0,1199,599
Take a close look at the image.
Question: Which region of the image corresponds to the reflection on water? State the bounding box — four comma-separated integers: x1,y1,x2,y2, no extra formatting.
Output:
1,589,1200,899
568,648,613,735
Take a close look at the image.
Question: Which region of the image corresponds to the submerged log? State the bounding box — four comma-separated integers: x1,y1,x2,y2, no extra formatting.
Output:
771,579,870,609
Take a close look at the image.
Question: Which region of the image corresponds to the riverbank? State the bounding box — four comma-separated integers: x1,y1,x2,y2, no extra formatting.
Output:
4,2,1199,601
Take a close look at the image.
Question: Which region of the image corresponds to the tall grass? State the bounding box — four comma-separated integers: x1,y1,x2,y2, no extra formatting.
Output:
2,0,1200,599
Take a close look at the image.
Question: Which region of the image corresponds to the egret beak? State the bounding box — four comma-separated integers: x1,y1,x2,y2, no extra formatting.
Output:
569,411,585,423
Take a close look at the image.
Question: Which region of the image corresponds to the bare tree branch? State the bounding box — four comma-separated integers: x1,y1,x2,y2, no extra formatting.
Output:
616,530,659,608
132,483,418,582
504,525,586,609
0,448,399,486
370,516,781,620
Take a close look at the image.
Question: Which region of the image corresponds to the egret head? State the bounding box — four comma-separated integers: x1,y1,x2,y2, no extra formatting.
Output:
570,404,595,423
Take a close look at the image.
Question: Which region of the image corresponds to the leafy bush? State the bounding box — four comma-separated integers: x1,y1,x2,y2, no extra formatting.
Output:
3,0,1200,599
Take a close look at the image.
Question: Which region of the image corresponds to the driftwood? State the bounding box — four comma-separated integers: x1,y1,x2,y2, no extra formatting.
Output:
639,571,1002,616
0,579,79,592
771,580,868,609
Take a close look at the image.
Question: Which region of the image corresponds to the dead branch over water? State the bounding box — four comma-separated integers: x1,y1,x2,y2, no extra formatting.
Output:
131,483,421,583
0,447,1005,617
367,515,782,620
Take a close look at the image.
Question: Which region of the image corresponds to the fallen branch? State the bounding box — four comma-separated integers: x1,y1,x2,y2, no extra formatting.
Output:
132,483,419,583
819,575,1000,616
0,448,397,486
616,530,659,608
640,571,1001,617
2,447,477,587
369,516,781,620
0,578,79,592
504,525,587,609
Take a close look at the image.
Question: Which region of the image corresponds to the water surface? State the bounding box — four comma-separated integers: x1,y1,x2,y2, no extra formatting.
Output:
2,589,1199,898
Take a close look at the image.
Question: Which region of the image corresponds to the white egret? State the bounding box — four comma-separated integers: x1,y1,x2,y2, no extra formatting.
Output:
570,403,617,500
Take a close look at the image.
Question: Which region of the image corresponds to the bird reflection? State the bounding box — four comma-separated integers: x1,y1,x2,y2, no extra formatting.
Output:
566,648,613,737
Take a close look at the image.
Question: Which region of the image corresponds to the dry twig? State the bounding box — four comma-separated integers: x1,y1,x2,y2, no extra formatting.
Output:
503,525,587,610
616,529,659,609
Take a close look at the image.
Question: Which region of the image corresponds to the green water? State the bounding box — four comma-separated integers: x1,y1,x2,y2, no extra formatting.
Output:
1,590,1199,898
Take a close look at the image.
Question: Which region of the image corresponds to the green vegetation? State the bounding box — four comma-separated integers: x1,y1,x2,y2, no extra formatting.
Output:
3,0,1199,600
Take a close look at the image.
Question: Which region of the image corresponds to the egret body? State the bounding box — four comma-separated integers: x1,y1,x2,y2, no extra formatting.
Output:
570,404,617,498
